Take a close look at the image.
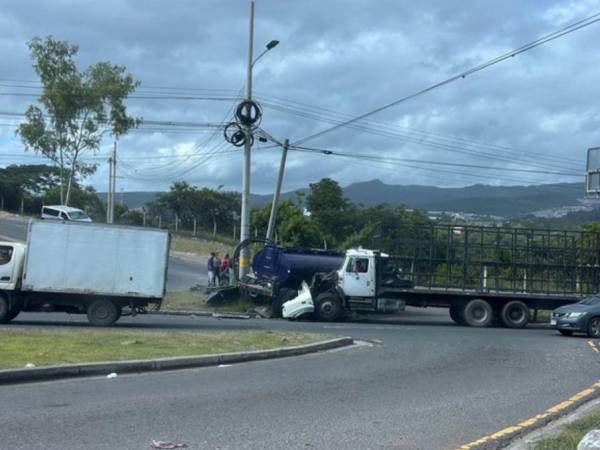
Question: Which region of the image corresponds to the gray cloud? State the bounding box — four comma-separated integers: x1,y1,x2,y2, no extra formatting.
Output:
0,0,598,195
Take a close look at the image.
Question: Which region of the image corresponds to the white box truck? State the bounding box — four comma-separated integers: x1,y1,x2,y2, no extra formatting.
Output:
0,220,170,326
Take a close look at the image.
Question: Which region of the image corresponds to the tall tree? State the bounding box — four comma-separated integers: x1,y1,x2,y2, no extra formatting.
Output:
17,36,141,205
306,178,349,245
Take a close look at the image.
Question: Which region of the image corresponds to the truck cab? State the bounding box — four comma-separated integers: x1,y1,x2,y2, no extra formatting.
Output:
282,248,411,321
0,242,26,291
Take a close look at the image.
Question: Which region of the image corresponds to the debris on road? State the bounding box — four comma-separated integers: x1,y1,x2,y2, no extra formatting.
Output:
150,440,188,449
218,364,232,368
106,372,118,379
254,306,273,318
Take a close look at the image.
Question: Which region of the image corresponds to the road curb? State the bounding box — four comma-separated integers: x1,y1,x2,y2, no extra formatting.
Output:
454,379,600,450
0,337,354,385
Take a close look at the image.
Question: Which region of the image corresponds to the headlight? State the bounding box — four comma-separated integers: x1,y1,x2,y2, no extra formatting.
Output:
567,312,586,318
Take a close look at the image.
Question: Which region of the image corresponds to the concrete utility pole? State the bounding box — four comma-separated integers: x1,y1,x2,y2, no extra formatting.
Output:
107,140,117,224
266,139,289,242
106,153,113,224
239,0,255,279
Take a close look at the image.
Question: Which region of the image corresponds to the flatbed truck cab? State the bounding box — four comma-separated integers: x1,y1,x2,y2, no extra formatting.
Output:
282,248,410,321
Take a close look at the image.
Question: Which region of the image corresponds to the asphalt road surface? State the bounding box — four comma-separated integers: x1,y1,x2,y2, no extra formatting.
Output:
0,216,205,291
1,311,599,450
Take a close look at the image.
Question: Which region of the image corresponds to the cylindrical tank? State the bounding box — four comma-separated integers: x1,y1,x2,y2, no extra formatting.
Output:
252,246,343,289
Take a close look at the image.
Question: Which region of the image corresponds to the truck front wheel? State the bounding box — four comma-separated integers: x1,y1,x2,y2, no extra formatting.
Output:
315,293,343,322
463,299,493,327
87,299,121,326
0,295,11,323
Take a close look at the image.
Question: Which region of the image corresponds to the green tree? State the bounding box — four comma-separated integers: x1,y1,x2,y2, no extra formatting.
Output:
252,200,324,248
17,36,141,205
305,178,349,245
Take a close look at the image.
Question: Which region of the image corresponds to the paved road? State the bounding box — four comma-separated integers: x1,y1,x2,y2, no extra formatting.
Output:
1,311,598,450
0,216,205,291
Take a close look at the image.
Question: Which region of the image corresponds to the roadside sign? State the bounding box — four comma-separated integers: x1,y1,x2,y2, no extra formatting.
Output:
587,147,600,197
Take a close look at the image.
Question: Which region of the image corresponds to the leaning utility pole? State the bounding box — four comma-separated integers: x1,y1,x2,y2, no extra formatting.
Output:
107,140,117,224
266,139,289,242
239,0,255,278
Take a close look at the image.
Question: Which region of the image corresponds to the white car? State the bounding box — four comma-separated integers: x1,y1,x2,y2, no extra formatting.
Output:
41,205,92,223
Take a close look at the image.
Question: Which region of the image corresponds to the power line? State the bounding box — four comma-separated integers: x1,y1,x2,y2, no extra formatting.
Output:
293,11,600,146
291,145,583,177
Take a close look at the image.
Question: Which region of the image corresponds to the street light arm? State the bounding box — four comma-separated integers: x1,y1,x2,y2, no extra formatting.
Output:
251,40,279,67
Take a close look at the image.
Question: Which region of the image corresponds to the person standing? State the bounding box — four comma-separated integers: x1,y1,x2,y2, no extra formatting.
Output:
221,253,231,285
207,252,217,287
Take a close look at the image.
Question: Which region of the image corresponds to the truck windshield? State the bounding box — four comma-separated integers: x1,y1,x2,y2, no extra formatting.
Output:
0,246,13,265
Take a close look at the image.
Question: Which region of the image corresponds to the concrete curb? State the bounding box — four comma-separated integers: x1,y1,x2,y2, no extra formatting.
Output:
454,378,600,450
0,337,354,385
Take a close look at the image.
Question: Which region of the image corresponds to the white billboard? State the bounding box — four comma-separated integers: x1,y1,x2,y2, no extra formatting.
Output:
587,147,600,196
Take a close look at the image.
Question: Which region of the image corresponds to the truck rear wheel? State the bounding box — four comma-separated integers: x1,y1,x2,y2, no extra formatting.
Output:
463,299,493,327
449,304,465,325
315,293,342,322
501,301,529,328
271,288,297,318
87,299,121,326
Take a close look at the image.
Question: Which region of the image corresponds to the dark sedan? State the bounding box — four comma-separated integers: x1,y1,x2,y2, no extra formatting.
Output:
551,295,600,337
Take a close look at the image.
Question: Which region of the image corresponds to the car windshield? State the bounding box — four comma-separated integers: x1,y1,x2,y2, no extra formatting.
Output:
578,296,600,306
68,211,89,220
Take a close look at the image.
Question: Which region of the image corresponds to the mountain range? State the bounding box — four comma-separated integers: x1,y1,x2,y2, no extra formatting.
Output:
103,180,589,217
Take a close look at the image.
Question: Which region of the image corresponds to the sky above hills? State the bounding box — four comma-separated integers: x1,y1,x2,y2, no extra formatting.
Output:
0,0,598,194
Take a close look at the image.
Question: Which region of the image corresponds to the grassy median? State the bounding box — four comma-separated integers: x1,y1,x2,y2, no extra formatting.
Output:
0,329,327,369
533,409,600,450
170,235,232,256
161,291,251,313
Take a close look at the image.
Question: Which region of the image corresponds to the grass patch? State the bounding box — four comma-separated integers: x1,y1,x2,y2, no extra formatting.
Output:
162,291,252,313
170,235,233,256
0,329,327,369
532,409,600,450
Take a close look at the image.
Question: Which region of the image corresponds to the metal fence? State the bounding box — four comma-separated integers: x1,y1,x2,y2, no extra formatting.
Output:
374,222,600,296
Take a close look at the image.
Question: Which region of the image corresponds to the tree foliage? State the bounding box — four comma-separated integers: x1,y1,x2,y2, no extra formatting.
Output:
17,36,141,205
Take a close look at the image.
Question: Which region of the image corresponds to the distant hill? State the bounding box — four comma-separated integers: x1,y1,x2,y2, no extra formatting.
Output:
105,180,588,218
253,180,586,217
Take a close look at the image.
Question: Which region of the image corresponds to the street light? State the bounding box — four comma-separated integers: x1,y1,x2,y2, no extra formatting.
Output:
252,40,280,68
239,0,279,279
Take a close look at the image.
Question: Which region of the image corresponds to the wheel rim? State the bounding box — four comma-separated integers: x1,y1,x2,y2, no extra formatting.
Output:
508,306,525,323
95,305,110,321
591,319,600,337
321,302,333,315
472,306,488,323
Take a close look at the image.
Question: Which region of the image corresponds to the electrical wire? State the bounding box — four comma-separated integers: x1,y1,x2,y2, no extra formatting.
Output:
293,11,600,146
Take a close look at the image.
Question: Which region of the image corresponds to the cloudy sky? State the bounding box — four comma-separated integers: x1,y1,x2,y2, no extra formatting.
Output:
0,0,599,194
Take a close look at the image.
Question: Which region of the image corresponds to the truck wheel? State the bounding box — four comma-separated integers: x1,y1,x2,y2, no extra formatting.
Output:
315,293,342,322
271,288,297,318
0,296,11,323
501,301,529,328
587,317,600,338
463,299,493,327
87,299,120,326
449,304,465,325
